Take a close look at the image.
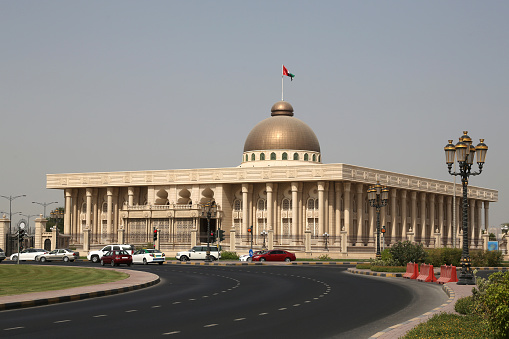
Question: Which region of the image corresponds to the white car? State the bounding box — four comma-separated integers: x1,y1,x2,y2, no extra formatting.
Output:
87,244,135,263
36,249,79,262
132,249,165,265
10,248,48,261
239,250,266,262
176,246,221,261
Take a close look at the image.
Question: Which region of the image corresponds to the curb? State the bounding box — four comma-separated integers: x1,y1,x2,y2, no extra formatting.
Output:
0,270,160,311
347,268,404,277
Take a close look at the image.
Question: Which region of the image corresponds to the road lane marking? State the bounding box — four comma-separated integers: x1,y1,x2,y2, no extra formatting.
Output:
125,310,138,313
278,308,287,311
259,312,268,316
54,320,71,323
234,318,246,321
188,299,196,301
93,314,108,318
152,305,161,308
173,302,181,304
163,331,181,335
204,324,218,327
293,304,301,307
4,327,24,331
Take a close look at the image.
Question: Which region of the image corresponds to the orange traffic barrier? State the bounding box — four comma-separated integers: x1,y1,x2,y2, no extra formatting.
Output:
403,262,419,279
416,263,437,282
436,265,458,284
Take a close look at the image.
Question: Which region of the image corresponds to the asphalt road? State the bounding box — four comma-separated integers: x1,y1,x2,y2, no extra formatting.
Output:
0,262,448,339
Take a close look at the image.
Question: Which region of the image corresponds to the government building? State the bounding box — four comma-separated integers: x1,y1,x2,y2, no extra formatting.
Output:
45,100,498,258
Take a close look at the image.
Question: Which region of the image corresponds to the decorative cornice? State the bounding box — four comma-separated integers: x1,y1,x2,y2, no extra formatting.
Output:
46,163,498,202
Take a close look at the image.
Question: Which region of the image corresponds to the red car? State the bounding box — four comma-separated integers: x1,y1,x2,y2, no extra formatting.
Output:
252,250,296,262
100,250,132,267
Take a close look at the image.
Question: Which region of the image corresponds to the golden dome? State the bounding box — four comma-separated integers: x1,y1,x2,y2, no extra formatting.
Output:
243,101,321,153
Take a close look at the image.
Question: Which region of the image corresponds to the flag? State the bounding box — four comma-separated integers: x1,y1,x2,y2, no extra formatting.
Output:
282,65,295,81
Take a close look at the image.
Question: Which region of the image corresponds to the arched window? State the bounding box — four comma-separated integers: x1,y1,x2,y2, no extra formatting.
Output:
270,152,276,160
307,199,315,210
293,153,299,160
234,199,242,211
102,202,108,213
245,154,248,162
312,154,316,162
318,155,321,162
251,153,255,161
304,153,309,161
282,198,291,210
81,203,87,213
257,199,267,211
282,152,288,160
260,153,265,160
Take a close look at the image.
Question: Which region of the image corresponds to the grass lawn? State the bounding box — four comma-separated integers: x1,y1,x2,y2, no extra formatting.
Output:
0,265,129,296
404,313,491,338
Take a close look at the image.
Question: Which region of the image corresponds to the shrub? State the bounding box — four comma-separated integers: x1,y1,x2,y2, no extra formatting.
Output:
471,250,503,267
317,254,332,261
425,248,461,267
220,251,239,260
370,266,406,272
472,271,509,338
404,313,490,338
380,248,392,262
356,263,371,269
455,296,475,315
369,257,400,267
389,241,427,266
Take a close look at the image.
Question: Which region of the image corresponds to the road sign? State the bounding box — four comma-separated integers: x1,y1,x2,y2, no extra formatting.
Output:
249,249,253,257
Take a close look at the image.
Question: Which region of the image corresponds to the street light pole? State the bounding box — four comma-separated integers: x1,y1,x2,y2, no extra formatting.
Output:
444,132,488,285
367,182,389,259
261,230,267,249
1,195,26,234
32,201,58,218
20,214,38,235
323,232,329,251
201,201,217,262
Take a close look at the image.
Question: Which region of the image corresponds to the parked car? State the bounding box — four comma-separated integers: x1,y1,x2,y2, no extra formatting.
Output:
100,250,132,267
10,248,48,261
132,249,165,265
87,244,135,263
0,248,5,263
176,246,221,261
36,249,80,262
251,250,296,262
239,250,266,262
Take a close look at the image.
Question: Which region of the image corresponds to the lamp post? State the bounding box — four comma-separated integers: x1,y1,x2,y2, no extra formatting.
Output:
323,232,329,251
261,230,267,249
1,195,26,233
200,201,217,262
501,225,509,235
20,214,38,235
50,208,64,232
32,201,58,218
444,131,488,285
367,181,389,259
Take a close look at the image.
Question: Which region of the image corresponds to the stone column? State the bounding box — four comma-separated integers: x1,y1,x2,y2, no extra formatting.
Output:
230,228,236,251
318,181,325,236
446,196,452,247
34,215,45,249
71,189,78,243
292,182,299,238
411,191,417,236
64,189,72,235
484,201,490,232
107,188,113,242
391,189,397,240
482,232,489,251
83,229,90,251
470,199,476,246
86,188,92,232
242,183,249,234
430,194,436,234
335,182,342,237
0,215,9,253
51,227,58,250
128,187,134,206
401,190,408,239
420,192,426,242
476,200,483,246
343,183,351,244
266,183,273,232
438,195,444,245
356,183,364,244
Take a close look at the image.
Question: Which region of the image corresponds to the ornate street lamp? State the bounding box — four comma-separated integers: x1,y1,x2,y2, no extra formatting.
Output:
367,181,389,259
323,232,329,251
200,201,217,262
444,131,488,285
50,208,64,232
261,230,267,249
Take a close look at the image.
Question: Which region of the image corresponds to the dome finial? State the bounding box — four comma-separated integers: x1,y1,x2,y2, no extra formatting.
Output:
271,101,294,117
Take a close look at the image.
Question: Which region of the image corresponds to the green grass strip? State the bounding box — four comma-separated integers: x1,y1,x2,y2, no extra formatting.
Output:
404,313,491,339
0,266,129,296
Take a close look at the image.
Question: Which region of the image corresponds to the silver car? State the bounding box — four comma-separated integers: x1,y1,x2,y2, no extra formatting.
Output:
36,249,80,262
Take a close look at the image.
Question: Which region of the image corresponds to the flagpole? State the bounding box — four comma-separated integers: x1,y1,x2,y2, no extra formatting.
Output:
281,64,284,101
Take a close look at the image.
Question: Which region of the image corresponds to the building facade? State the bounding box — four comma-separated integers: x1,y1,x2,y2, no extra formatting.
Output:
46,101,498,258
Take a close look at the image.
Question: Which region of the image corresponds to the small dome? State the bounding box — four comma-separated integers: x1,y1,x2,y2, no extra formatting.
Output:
243,101,320,153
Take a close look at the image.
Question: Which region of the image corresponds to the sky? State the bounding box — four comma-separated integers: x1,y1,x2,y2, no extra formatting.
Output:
1,1,508,234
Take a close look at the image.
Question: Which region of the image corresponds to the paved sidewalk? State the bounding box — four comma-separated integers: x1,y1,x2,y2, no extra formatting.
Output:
0,267,160,311
347,268,475,339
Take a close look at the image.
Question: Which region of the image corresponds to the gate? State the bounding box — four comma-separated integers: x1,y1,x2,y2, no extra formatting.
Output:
5,234,35,256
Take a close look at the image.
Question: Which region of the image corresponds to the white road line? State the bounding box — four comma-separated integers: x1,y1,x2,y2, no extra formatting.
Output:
293,304,301,307
152,305,161,308
93,314,108,318
259,312,268,316
125,310,138,313
305,301,311,303
173,302,181,304
4,327,24,331
204,324,218,327
54,320,71,323
188,299,196,301
278,308,287,311
162,331,181,335
233,318,246,321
